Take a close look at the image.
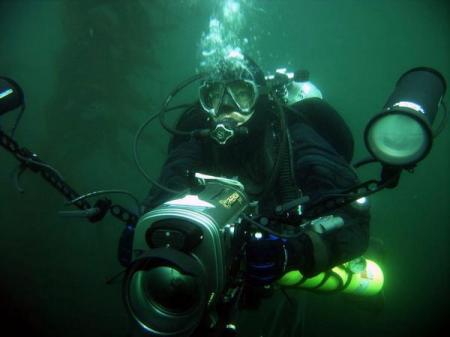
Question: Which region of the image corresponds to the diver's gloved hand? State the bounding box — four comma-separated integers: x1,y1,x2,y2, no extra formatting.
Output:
245,232,313,286
245,234,288,286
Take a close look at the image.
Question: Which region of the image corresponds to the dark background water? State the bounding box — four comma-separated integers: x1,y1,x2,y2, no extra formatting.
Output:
0,1,448,337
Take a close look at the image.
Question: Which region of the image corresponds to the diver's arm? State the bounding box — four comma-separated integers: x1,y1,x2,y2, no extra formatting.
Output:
289,122,370,277
141,137,204,212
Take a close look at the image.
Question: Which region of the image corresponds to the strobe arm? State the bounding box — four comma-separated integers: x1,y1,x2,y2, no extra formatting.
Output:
0,129,138,225
302,168,401,220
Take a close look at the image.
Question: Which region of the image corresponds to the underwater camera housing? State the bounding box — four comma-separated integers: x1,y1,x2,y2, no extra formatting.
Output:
123,174,248,337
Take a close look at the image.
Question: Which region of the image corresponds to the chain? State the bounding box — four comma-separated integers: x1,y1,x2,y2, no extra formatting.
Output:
1,129,138,225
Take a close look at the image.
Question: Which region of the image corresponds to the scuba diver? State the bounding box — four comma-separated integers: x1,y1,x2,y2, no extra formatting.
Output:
1,53,446,337
142,52,370,287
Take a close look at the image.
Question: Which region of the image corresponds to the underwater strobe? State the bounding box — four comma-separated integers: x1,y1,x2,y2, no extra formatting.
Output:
0,77,24,115
122,175,248,337
364,67,447,168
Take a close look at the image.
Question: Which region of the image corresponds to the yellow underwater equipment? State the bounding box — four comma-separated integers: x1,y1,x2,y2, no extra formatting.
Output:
277,257,384,296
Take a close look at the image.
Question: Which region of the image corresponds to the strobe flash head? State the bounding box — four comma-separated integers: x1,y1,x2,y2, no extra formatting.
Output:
364,67,446,167
0,77,24,115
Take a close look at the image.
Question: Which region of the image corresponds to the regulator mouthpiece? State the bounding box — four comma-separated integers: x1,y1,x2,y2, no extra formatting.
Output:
210,120,248,145
364,67,446,167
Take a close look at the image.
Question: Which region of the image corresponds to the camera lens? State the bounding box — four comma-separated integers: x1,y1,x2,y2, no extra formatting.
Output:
143,266,202,314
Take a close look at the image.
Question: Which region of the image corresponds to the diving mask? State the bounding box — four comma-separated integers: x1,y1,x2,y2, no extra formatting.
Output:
199,79,258,118
199,79,256,145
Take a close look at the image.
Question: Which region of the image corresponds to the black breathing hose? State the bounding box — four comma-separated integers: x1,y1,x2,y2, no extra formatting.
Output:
159,73,208,137
278,127,302,204
258,97,289,200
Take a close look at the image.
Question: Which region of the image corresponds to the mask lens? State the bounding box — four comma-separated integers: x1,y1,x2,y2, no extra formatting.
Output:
227,80,257,113
200,82,224,114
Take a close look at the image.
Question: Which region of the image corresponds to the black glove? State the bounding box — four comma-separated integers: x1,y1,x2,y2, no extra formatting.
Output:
245,232,313,286
245,234,287,286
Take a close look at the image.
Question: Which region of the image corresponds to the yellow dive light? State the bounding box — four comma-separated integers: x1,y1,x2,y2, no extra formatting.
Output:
277,257,384,296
